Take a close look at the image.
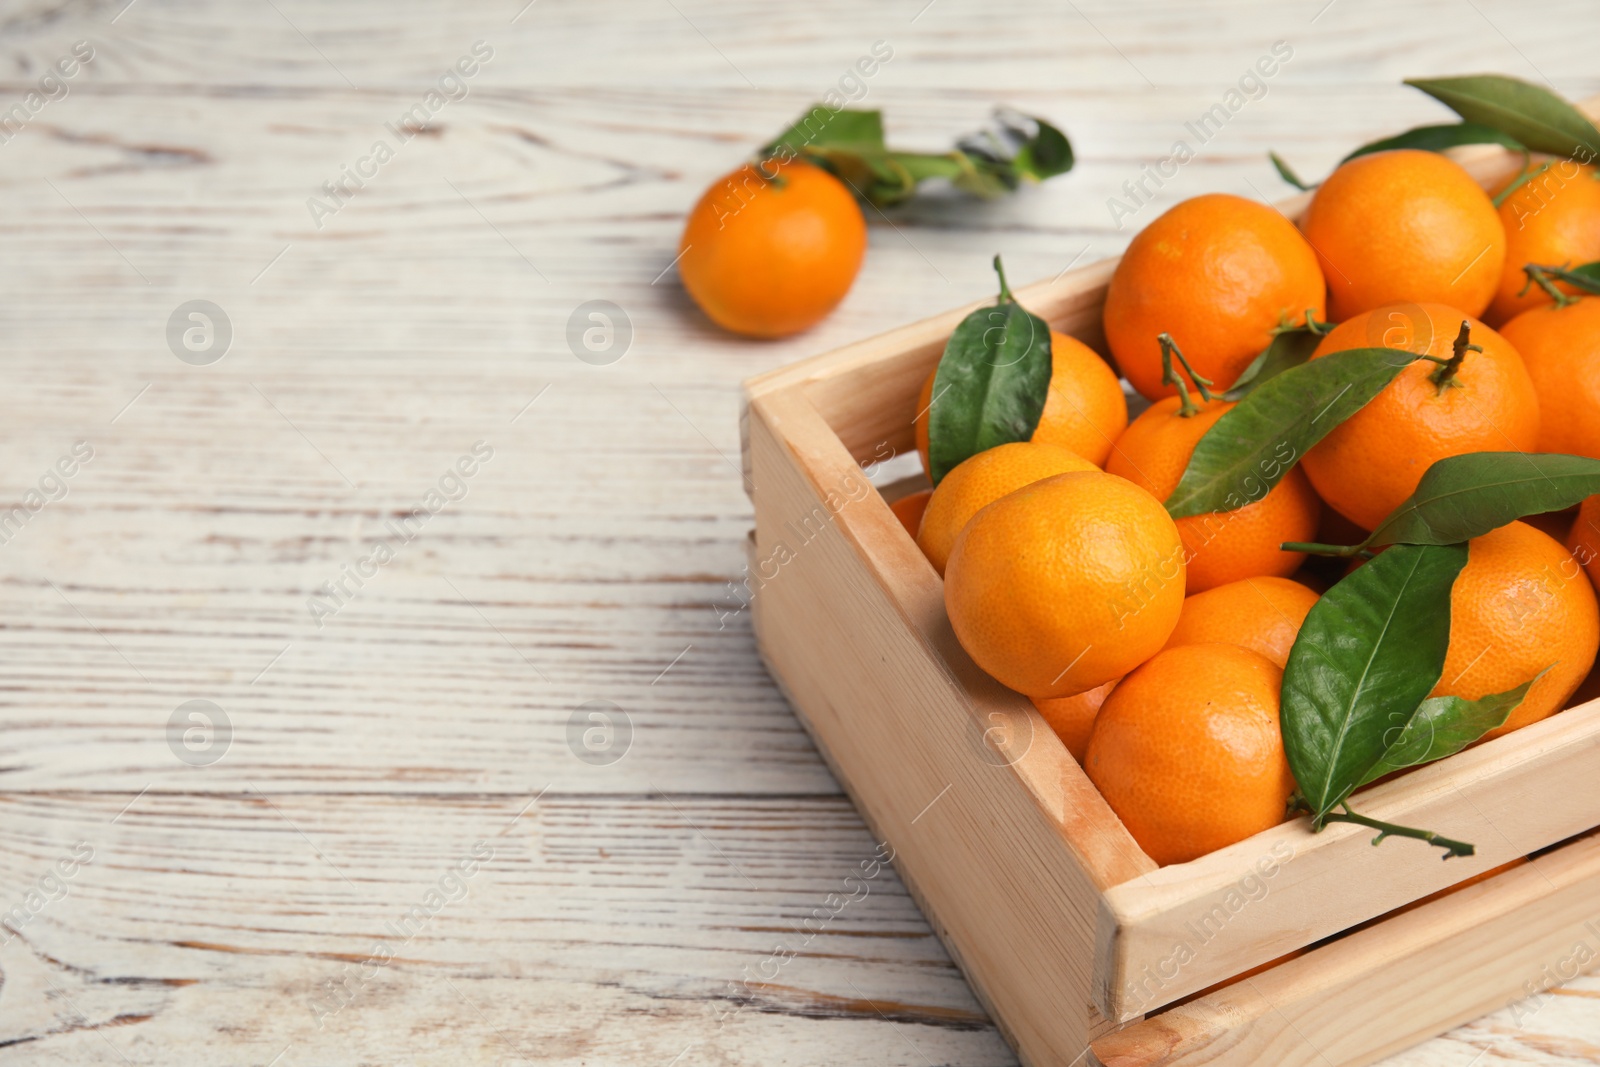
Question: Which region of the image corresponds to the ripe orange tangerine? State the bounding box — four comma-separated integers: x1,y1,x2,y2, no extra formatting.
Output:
944,470,1184,698
1103,193,1326,400
1570,495,1600,592
1163,576,1320,668
678,159,866,338
1433,521,1599,740
1031,678,1117,763
888,488,932,538
1299,149,1504,321
1487,161,1600,325
1498,296,1600,459
917,441,1096,575
1085,643,1294,866
1300,304,1539,530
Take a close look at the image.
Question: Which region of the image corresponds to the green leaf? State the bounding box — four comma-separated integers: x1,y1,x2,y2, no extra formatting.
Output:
926,260,1053,485
1368,452,1600,549
1405,74,1600,161
951,110,1076,196
763,106,1073,208
1281,543,1469,822
1341,122,1527,163
1221,326,1324,401
1165,347,1415,520
1269,151,1316,191
1565,262,1600,292
765,107,886,155
1356,671,1547,787
1009,116,1075,180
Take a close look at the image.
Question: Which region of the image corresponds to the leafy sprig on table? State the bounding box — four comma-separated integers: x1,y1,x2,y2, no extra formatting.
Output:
763,106,1073,207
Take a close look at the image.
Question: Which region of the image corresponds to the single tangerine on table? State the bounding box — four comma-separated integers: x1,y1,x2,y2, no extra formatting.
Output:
1487,161,1600,325
1433,521,1599,740
1498,296,1600,459
1299,149,1505,321
678,158,866,338
944,470,1184,699
1031,678,1117,763
1085,643,1294,866
916,441,1096,575
1300,303,1540,530
913,331,1128,472
1105,396,1321,593
1102,193,1326,400
1163,575,1321,668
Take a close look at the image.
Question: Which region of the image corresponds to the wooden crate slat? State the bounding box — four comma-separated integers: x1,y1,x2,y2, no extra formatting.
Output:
1091,831,1600,1067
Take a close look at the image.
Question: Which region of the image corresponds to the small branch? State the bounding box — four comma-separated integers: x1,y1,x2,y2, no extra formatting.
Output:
1304,309,1333,337
1521,262,1600,303
1520,264,1574,307
1428,320,1480,393
1159,333,1215,417
1324,805,1475,859
992,254,1014,304
1492,158,1550,208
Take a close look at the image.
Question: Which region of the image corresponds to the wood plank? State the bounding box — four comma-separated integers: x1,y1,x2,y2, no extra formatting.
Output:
0,790,1011,1065
1091,832,1600,1067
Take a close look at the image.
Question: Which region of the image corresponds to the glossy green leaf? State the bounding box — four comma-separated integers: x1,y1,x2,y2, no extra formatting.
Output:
1008,115,1075,180
1269,150,1315,190
1341,122,1526,163
950,111,1075,196
1368,452,1600,549
1165,347,1415,520
1221,326,1324,401
926,266,1052,485
1356,671,1546,787
1405,75,1600,161
1281,542,1468,822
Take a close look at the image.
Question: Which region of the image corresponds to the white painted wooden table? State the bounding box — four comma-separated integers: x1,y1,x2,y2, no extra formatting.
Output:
2,2,1598,1063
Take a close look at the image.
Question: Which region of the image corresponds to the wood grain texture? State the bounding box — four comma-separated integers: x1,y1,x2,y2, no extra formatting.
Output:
3,0,1600,1062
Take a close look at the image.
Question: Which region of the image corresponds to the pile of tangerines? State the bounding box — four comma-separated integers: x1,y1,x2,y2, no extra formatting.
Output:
895,145,1600,866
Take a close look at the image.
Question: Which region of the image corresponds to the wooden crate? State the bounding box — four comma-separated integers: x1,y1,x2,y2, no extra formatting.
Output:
739,136,1600,1067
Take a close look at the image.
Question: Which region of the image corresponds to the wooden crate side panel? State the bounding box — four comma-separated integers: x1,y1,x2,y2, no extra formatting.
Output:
1091,831,1600,1067
1096,700,1600,1020
746,391,1142,1064
752,387,1154,887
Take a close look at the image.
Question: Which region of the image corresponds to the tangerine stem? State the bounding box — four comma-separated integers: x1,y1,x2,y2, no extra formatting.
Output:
1492,158,1550,209
1323,805,1475,860
993,254,1014,304
1305,309,1333,336
1159,333,1215,417
1428,320,1480,393
1521,263,1582,308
